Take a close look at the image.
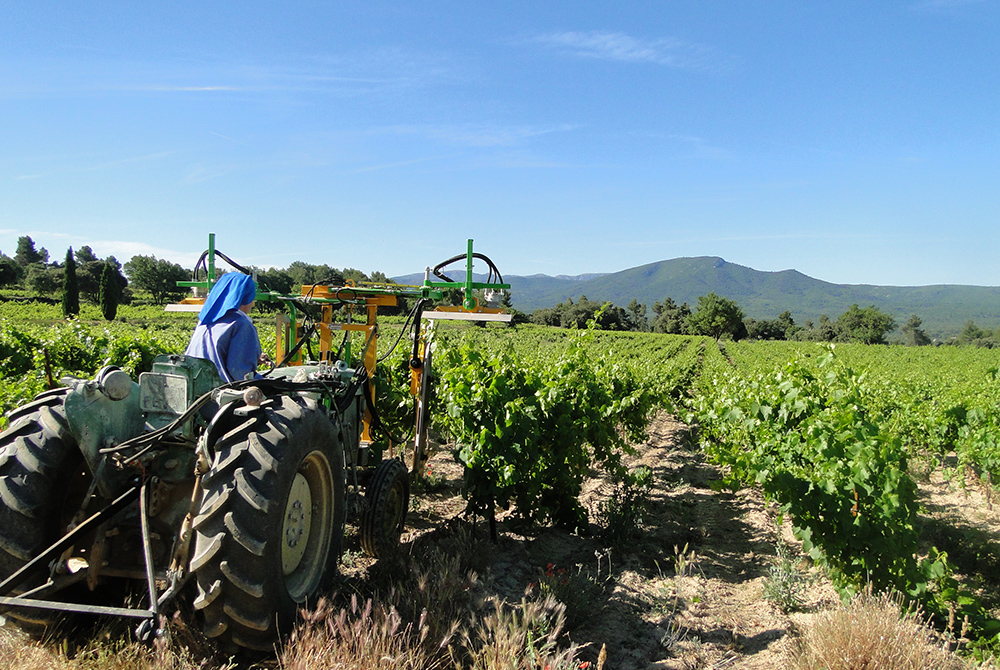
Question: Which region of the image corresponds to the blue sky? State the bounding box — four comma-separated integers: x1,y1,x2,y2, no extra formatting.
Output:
2,1,998,287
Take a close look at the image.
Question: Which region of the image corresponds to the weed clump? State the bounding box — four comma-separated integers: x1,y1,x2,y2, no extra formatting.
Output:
790,588,968,670
596,465,652,548
761,541,807,613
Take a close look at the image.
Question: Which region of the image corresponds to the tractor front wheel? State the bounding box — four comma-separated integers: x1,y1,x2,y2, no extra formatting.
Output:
360,458,409,558
190,395,345,651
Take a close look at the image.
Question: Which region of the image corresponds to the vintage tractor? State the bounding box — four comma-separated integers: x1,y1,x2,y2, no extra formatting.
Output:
0,235,509,651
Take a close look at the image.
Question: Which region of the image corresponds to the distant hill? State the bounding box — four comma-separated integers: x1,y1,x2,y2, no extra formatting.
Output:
395,257,1000,340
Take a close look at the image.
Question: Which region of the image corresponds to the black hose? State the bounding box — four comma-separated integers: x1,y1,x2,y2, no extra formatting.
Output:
432,252,504,286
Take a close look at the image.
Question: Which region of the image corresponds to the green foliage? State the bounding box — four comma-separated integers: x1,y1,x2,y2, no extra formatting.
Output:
124,255,190,304
14,235,47,266
686,292,746,341
529,295,635,331
0,308,192,418
0,253,20,287
745,311,801,341
651,297,691,335
837,304,896,345
99,260,121,320
62,248,80,317
596,466,653,548
26,263,61,296
435,327,656,527
0,321,37,377
688,346,1000,639
761,541,807,613
901,314,932,346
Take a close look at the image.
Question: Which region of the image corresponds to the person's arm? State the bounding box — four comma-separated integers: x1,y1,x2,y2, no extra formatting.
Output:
223,314,263,381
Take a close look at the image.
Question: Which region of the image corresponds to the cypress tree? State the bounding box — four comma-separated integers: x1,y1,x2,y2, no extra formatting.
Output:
62,247,80,317
99,260,120,320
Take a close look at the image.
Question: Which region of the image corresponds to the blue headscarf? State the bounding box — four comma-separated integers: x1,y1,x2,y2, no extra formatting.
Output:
198,273,258,325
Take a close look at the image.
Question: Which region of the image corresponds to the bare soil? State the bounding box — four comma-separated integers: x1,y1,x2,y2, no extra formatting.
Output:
339,415,835,670
5,413,997,669
350,413,1000,670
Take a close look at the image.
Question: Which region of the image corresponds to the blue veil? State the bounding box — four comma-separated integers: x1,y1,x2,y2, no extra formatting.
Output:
198,273,257,325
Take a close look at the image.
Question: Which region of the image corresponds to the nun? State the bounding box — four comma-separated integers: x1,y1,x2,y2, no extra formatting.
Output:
185,272,263,382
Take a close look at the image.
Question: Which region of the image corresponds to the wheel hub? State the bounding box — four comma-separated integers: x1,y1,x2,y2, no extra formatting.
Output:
282,472,313,575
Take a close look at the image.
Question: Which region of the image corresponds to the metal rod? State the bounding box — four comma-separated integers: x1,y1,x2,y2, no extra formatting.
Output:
0,596,154,619
16,572,87,600
0,485,140,598
139,480,160,621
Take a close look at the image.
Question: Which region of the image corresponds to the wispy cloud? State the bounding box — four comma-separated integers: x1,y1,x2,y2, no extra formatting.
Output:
663,133,735,161
352,154,460,174
533,31,729,72
90,240,202,267
379,123,580,148
912,0,986,11
14,151,176,180
2,46,459,99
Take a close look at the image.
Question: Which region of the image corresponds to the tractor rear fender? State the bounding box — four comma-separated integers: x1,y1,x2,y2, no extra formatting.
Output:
61,371,146,499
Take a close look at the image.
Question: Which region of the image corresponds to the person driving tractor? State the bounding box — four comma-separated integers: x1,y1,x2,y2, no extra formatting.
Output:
184,272,263,382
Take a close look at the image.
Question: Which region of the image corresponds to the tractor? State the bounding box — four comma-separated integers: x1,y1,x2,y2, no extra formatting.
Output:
0,235,509,651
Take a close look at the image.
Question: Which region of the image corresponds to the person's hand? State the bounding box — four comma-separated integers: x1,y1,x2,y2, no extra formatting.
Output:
259,353,273,366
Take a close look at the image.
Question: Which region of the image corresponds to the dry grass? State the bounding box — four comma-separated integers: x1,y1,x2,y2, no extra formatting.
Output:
281,522,586,670
280,593,453,670
789,588,969,670
0,619,215,670
457,596,583,670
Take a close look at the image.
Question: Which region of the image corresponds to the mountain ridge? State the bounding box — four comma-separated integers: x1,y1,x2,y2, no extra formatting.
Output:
396,256,1000,339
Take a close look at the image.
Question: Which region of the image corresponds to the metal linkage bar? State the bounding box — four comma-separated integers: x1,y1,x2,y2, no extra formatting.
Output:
0,485,141,599
0,596,154,619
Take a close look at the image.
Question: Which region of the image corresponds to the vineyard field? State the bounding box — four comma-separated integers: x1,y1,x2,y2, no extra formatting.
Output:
3,305,1000,666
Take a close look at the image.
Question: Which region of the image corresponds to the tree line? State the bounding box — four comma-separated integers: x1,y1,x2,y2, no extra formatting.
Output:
0,235,405,319
525,292,964,346
5,235,998,345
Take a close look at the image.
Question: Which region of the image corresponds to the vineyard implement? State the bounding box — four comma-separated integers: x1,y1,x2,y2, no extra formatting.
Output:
0,235,509,651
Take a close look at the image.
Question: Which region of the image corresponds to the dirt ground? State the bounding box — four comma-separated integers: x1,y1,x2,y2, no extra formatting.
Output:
372,413,1000,670
4,412,995,669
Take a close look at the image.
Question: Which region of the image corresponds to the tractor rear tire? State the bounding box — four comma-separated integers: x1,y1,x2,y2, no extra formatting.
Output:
190,395,345,652
360,458,409,558
0,388,84,635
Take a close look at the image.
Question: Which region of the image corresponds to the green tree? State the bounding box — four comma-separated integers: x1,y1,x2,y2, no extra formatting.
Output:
745,317,786,340
62,248,80,317
745,311,801,341
626,299,648,331
0,253,20,287
815,314,843,342
341,267,368,283
651,297,691,334
956,320,994,347
286,261,341,288
593,302,631,330
26,264,61,296
530,304,563,327
15,236,48,267
74,245,99,265
253,267,294,295
686,293,747,341
836,304,896,345
901,314,931,346
77,260,106,302
99,260,121,320
776,311,801,339
124,255,190,304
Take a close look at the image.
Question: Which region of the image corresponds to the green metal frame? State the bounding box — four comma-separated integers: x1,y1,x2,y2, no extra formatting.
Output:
177,234,509,310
